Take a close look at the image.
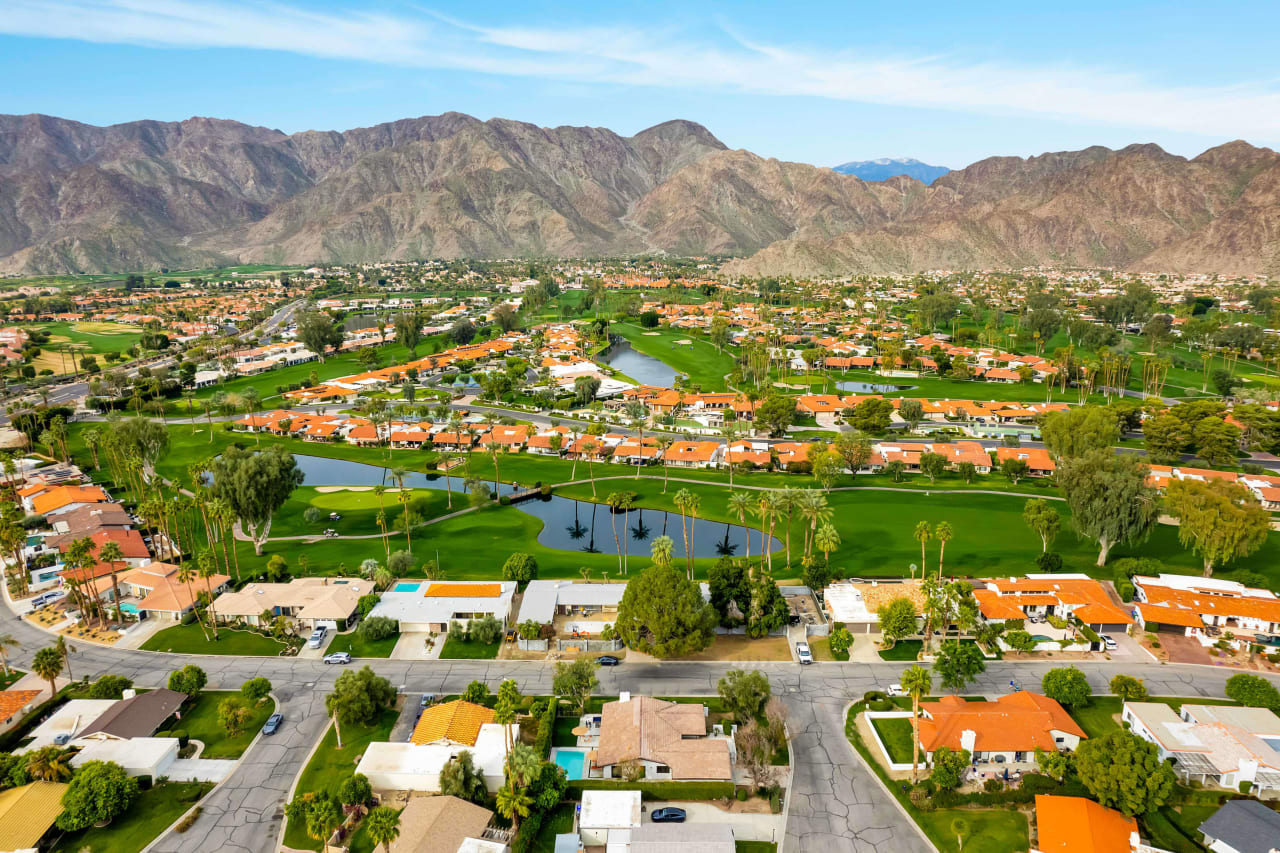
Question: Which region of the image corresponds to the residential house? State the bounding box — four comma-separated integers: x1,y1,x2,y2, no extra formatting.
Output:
0,690,42,735
994,447,1057,477
368,581,516,633
1132,574,1280,652
578,790,641,847
973,575,1133,635
71,737,179,779
593,695,733,781
388,796,499,853
516,580,625,628
629,824,736,853
355,700,515,792
664,440,723,469
76,688,187,741
1197,799,1280,853
917,692,1087,766
110,562,231,621
1122,702,1280,793
0,781,68,852
212,577,369,631
1031,795,1147,853
26,484,109,517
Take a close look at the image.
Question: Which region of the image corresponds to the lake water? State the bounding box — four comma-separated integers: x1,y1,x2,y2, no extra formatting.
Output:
289,455,777,558
601,342,679,387
836,381,917,393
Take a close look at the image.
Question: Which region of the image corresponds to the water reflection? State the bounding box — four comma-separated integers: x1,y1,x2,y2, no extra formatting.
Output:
601,342,680,387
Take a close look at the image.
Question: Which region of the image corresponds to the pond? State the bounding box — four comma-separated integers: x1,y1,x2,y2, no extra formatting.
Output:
288,455,778,558
516,494,780,559
600,341,679,387
836,381,917,393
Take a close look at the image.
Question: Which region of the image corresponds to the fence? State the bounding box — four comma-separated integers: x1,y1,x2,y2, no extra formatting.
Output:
517,637,549,651
556,638,622,652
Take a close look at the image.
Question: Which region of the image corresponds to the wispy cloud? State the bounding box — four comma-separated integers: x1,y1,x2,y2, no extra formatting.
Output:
7,0,1280,141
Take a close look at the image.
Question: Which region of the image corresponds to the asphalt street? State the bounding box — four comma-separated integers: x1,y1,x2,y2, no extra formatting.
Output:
2,603,1275,853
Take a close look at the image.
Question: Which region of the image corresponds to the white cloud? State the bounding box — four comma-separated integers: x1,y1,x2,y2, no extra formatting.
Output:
7,0,1280,141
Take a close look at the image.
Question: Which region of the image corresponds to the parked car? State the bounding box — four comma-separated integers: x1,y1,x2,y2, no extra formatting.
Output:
307,627,328,649
31,591,65,609
650,808,686,823
263,713,284,735
596,655,621,666
1102,635,1118,650
323,652,351,665
796,642,813,665
887,684,906,697
420,693,436,709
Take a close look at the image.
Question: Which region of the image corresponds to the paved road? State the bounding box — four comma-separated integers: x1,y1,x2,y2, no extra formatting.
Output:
4,600,1275,853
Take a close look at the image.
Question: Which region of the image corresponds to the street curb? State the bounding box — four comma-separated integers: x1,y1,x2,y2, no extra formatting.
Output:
779,720,795,853
275,711,334,853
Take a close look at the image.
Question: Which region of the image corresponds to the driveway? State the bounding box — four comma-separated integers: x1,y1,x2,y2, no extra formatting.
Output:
651,802,785,844
1159,631,1214,665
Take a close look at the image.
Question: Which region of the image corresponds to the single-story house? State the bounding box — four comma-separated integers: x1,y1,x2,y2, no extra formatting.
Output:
0,690,43,734
71,736,179,778
368,581,515,633
112,563,231,621
1197,798,1280,853
516,580,625,627
917,692,1087,766
593,695,732,781
0,781,68,852
212,577,368,631
1122,702,1280,793
630,824,736,853
578,790,641,847
1132,573,1280,651
1031,794,1141,853
388,796,497,853
973,575,1133,634
77,689,187,741
355,722,514,792
16,699,119,752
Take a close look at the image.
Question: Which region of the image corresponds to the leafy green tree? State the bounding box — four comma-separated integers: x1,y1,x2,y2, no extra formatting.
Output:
394,311,424,356
552,659,599,713
56,761,139,831
919,452,946,483
1224,673,1280,711
1041,667,1091,708
501,553,538,583
439,751,488,803
1041,406,1120,459
746,564,788,639
756,395,796,437
708,558,749,627
359,615,399,641
295,310,343,361
86,675,133,700
218,696,253,736
1058,450,1157,566
1143,414,1189,464
1165,478,1270,577
1001,457,1030,484
1035,747,1073,782
929,746,969,791
876,598,919,646
208,444,304,554
845,398,894,433
1022,499,1061,553
1109,675,1148,702
338,773,373,807
241,677,272,704
933,640,985,693
1003,630,1037,652
1075,731,1175,817
718,670,771,721
168,664,207,697
1192,416,1242,467
615,562,716,657
828,625,854,657
325,666,395,748
357,594,381,619
387,550,414,575
462,681,488,704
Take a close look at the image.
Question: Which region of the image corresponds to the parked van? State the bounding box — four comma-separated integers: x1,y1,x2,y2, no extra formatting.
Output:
31,590,65,609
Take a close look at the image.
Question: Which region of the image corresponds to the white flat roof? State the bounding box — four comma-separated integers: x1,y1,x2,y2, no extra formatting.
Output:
580,790,641,830
369,582,516,625
356,723,514,779
17,699,117,753
71,737,177,770
518,580,626,624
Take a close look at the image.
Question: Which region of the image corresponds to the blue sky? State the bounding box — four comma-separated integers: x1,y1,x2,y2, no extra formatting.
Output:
4,0,1280,168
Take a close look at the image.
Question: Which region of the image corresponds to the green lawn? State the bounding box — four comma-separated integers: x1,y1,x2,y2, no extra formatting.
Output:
878,640,922,661
735,843,778,853
267,485,458,539
284,706,400,851
51,781,213,853
612,322,740,391
781,366,1096,405
552,716,580,748
175,691,277,759
917,808,1029,853
531,803,576,853
140,623,286,656
326,630,398,658
0,669,24,690
870,716,917,764
1070,696,1242,740
439,637,500,659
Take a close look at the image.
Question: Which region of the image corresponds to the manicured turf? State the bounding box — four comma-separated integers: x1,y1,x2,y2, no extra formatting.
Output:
51,781,213,853
878,640,922,661
531,803,577,853
0,669,24,690
326,630,398,658
781,367,1096,404
734,843,777,853
612,322,740,391
176,691,277,759
917,808,1029,853
1070,695,1242,740
267,485,457,539
439,637,500,659
283,706,400,851
140,623,286,656
870,716,916,764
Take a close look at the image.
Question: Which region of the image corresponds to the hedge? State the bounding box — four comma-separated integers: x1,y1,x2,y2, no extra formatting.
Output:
566,780,734,801
534,698,558,758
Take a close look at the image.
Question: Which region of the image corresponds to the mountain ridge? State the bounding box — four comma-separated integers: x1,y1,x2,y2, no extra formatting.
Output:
832,157,950,185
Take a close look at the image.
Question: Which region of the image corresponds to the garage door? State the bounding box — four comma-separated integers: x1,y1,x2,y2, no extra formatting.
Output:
315,619,339,630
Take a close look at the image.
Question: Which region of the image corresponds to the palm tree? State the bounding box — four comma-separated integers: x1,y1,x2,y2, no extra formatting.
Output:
901,665,932,783
496,784,533,833
391,467,411,549
728,492,753,561
650,535,674,568
800,490,832,563
0,633,18,676
437,451,456,509
582,438,600,497
935,521,954,577
752,492,776,571
25,745,73,782
658,437,673,493
176,563,210,641
672,489,694,577
778,488,798,568
397,489,413,551
814,523,841,565
605,492,624,574
618,491,635,575
198,549,221,639
913,521,932,577
242,388,262,445
97,540,126,622
55,635,74,682
719,422,741,489
32,646,62,699
364,806,401,853
686,492,702,580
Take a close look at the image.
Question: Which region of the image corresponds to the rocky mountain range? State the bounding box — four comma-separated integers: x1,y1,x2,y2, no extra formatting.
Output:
1,112,1277,276
832,157,950,185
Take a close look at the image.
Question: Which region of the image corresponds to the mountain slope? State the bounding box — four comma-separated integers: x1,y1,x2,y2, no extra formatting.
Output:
832,157,950,185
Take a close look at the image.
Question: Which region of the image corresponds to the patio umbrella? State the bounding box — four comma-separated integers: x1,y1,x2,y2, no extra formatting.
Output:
571,725,590,737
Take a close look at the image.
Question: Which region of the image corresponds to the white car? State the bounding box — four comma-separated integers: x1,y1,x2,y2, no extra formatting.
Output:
307,627,328,649
887,684,906,697
796,642,813,665
323,652,351,665
1102,635,1118,650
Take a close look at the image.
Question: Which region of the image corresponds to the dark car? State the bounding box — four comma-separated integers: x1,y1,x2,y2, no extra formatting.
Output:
263,713,284,735
596,655,621,666
650,807,686,823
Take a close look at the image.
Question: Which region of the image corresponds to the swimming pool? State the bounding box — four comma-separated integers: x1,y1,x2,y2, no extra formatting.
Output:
1031,634,1053,643
552,749,587,780
393,582,421,594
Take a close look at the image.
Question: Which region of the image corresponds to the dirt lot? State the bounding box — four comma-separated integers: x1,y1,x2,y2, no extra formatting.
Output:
675,634,792,662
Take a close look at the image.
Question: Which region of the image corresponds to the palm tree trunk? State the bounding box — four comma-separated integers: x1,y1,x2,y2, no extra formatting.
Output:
333,713,343,748
911,697,921,782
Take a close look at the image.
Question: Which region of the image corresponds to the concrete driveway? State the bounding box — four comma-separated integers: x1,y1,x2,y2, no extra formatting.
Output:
1159,631,1214,665
651,802,785,844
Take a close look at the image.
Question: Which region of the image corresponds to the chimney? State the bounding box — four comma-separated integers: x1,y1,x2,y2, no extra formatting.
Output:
960,729,976,753
122,688,137,700
620,691,631,703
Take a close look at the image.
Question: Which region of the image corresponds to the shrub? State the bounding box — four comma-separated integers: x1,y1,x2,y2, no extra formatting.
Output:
303,506,323,524
469,614,503,646
1146,622,1161,633
358,616,398,642
448,620,468,642
175,806,202,833
1035,552,1063,573
769,791,781,813
1225,673,1280,711
170,728,189,748
357,594,381,619
1004,630,1038,652
1109,674,1148,702
736,787,748,801
240,677,272,704
86,675,133,699
501,553,538,583
1116,580,1135,602
338,773,373,806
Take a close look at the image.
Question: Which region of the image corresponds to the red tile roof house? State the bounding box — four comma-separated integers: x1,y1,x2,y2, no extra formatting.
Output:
974,575,1134,637
994,447,1057,476
1132,573,1280,653
915,692,1087,768
664,441,723,469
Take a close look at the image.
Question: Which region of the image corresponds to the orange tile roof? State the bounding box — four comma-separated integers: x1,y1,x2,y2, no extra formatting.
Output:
31,485,108,514
423,583,502,598
410,700,494,746
0,690,41,721
918,692,1086,754
1034,795,1137,853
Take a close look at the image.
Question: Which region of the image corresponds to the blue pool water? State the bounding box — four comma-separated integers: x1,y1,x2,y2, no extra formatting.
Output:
1031,634,1053,642
393,582,421,593
553,750,587,780
120,603,140,614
